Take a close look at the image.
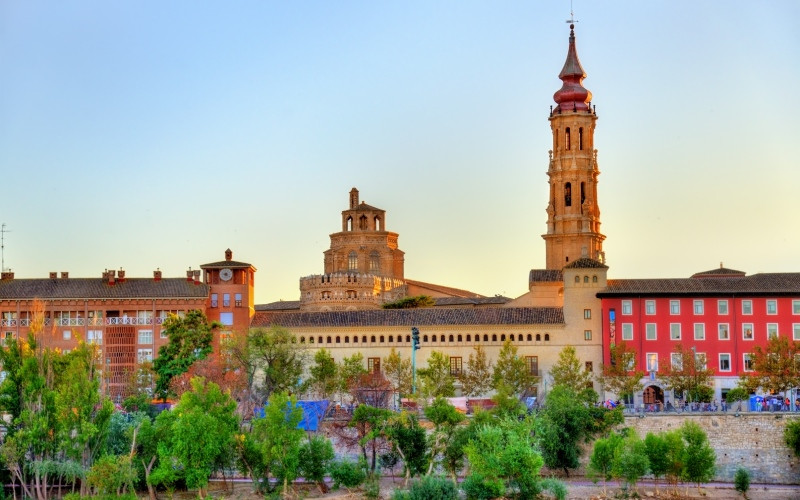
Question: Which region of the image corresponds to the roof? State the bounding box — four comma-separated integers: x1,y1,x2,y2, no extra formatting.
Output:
255,300,301,311
405,279,485,298
348,202,383,212
432,296,511,307
0,278,210,300
529,269,563,283
251,306,564,328
564,258,608,269
200,260,255,269
598,273,800,298
691,266,746,278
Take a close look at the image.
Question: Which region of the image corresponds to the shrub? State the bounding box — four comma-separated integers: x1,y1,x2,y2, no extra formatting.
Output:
734,467,750,496
462,473,504,500
329,458,366,489
540,478,568,500
403,475,458,500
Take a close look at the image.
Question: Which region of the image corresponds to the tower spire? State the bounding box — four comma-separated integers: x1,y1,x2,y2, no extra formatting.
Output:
553,24,592,113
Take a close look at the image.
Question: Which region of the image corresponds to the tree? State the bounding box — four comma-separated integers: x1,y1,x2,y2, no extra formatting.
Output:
423,397,465,475
644,432,671,493
550,345,593,392
659,344,714,402
661,429,686,493
154,377,239,498
247,326,308,401
588,431,623,496
382,295,435,309
417,351,455,398
681,421,716,493
597,342,645,403
308,348,338,398
740,335,800,396
491,340,537,396
383,348,412,397
725,386,750,411
338,352,368,398
153,310,218,401
461,345,494,397
298,435,335,494
384,411,428,485
612,434,650,494
734,467,751,497
784,419,800,458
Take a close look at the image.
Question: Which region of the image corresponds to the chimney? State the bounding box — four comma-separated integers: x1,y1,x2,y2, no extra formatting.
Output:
61,272,69,279
193,270,201,283
225,248,232,261
349,187,359,209
154,269,162,281
1,271,13,280
49,272,57,279
186,269,194,282
118,269,126,282
108,269,116,285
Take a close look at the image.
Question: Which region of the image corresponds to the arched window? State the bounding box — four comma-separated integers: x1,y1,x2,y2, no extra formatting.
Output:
423,335,429,342
492,334,497,342
501,334,506,342
326,336,332,344
510,334,515,341
575,276,580,283
565,182,572,207
592,275,598,283
348,251,358,271
536,334,541,341
371,336,376,343
581,182,586,206
374,216,382,231
362,336,367,343
545,333,550,341
344,336,350,343
406,335,410,342
318,336,323,344
466,334,472,342
449,335,454,342
457,335,463,342
388,335,394,343
432,335,438,342
335,336,341,343
379,336,385,343
369,251,380,272
300,337,306,343
527,334,532,341
359,215,368,230
483,334,489,342
346,216,353,231
584,276,589,283
565,127,571,150
578,127,583,150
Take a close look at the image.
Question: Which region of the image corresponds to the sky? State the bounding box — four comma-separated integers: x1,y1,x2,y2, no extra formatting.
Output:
1,1,798,305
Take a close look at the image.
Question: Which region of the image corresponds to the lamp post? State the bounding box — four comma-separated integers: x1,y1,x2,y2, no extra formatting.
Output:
411,327,420,394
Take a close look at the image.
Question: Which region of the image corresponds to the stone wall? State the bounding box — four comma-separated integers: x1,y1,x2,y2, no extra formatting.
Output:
623,414,800,484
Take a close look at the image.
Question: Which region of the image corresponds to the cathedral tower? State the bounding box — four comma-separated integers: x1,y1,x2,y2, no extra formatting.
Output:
543,24,605,269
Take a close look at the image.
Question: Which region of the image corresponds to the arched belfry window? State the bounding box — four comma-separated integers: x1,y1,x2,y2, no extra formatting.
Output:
374,216,382,231
359,215,368,230
579,127,584,150
346,216,353,231
348,251,358,271
369,251,380,273
565,182,572,207
581,182,586,206
565,127,571,150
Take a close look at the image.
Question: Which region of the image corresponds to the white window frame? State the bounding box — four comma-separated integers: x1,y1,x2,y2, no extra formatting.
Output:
137,348,153,363
138,329,154,345
621,300,632,315
743,353,754,372
87,330,103,345
645,300,656,315
718,300,729,315
694,323,705,340
742,300,753,315
793,300,800,315
220,312,234,326
767,300,777,315
767,323,778,339
645,323,657,340
671,352,682,370
670,300,680,315
718,323,730,340
794,324,800,341
584,330,592,341
646,353,658,372
742,323,754,340
670,323,681,340
719,353,731,372
693,300,704,315
63,330,71,340
622,323,633,341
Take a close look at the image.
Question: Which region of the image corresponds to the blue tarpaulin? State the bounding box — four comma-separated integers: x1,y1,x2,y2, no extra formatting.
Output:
254,400,330,431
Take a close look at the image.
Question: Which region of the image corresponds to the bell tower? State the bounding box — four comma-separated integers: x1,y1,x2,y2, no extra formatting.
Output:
543,24,605,269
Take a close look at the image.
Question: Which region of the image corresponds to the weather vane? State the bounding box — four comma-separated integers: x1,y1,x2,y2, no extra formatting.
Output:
566,0,578,25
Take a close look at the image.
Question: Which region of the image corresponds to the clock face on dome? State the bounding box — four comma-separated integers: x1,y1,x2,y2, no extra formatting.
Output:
219,268,233,281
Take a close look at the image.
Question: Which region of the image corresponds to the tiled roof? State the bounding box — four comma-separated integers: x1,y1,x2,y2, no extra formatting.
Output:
691,267,745,278
251,307,564,328
200,260,255,269
432,296,511,306
350,203,383,212
564,258,608,269
599,273,800,297
405,279,485,298
255,300,301,311
0,278,210,300
529,269,563,283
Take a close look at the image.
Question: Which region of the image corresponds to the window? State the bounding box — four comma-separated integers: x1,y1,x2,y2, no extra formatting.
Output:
621,300,632,315
645,300,656,315
220,312,234,326
695,353,707,371
718,324,730,340
693,300,704,315
138,330,153,344
719,354,731,372
794,324,800,341
583,309,591,319
743,354,754,371
743,323,754,340
223,293,230,307
211,293,218,307
2,331,15,345
694,323,705,340
160,329,168,339
646,353,658,371
526,356,539,375
584,330,592,341
794,300,800,315
670,324,681,340
368,357,381,374
767,300,777,315
449,357,463,376
63,330,71,340
671,353,682,370
348,251,358,271
622,323,633,340
137,348,153,363
742,300,753,315
670,300,680,315
641,323,655,340
767,323,778,339
87,330,102,344
583,276,589,283
718,300,729,315
235,293,242,307
138,310,153,324
369,251,380,272
585,361,593,373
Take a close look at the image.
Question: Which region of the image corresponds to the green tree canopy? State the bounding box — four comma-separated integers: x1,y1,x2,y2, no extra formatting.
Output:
383,348,412,396
247,326,307,401
382,295,435,309
418,351,456,398
462,345,494,397
597,342,645,402
491,340,538,396
308,348,338,398
153,310,218,400
550,345,593,392
739,335,800,395
659,344,714,402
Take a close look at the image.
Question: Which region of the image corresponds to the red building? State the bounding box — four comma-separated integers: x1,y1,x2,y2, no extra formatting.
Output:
597,266,800,404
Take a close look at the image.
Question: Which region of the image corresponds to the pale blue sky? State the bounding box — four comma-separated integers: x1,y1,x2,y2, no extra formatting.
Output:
1,2,798,304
